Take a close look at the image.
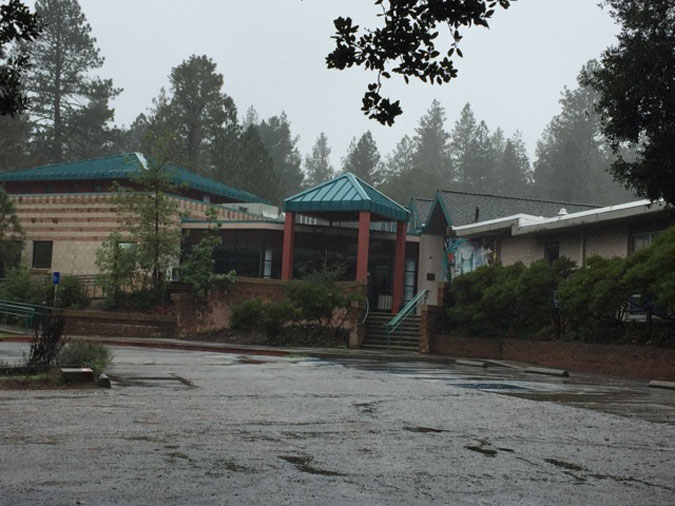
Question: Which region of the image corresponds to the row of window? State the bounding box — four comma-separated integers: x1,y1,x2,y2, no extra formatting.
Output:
543,229,662,264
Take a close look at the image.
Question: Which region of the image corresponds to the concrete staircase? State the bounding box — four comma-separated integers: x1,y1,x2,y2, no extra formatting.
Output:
362,311,420,352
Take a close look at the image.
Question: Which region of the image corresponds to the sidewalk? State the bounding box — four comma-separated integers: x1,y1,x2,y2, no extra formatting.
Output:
0,333,464,365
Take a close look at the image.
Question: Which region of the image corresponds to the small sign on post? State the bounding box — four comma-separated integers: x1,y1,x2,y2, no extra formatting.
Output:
53,271,60,307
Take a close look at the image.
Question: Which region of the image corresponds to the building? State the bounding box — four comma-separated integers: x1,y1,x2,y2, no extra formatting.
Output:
1,153,670,315
449,199,672,268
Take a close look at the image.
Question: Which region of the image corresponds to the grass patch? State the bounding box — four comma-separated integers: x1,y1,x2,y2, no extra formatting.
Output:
0,368,96,390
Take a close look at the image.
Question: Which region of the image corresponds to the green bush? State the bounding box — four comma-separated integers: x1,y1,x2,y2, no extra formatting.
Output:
447,258,574,337
55,276,90,309
58,341,112,376
230,298,265,333
230,269,361,345
0,267,50,305
558,256,630,340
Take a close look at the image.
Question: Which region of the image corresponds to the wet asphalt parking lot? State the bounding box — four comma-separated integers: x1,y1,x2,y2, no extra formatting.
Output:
1,341,674,505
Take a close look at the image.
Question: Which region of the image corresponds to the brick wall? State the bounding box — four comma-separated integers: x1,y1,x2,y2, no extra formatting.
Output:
62,309,176,338
429,334,675,381
170,277,365,338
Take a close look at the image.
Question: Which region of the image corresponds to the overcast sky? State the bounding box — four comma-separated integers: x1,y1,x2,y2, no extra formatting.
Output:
71,0,619,167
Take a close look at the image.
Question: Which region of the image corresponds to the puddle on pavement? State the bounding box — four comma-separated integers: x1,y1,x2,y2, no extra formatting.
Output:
453,382,531,392
109,375,195,389
238,357,268,365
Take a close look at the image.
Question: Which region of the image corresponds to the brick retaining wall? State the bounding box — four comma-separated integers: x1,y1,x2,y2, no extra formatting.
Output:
170,277,365,338
62,309,176,338
430,334,675,381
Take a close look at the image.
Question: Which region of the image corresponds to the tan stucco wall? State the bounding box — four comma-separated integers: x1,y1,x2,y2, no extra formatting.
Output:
585,223,629,259
417,234,444,297
499,225,630,267
11,193,258,276
499,234,542,266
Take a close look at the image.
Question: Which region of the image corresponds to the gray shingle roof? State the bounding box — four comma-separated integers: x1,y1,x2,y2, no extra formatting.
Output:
435,190,599,227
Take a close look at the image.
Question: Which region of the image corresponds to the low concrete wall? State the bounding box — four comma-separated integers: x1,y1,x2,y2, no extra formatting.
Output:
430,334,675,381
62,309,176,338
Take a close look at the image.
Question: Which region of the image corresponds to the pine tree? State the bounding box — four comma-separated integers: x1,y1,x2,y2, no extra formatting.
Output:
533,61,633,204
0,114,33,170
495,132,531,197
229,125,279,203
304,133,335,188
450,103,477,190
342,131,382,186
379,135,416,203
258,112,304,197
148,55,238,172
23,0,120,163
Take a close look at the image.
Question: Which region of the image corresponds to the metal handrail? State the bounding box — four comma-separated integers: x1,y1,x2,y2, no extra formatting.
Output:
385,289,429,349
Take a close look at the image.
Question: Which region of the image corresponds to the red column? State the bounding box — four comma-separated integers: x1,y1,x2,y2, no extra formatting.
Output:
356,210,371,282
281,211,295,280
392,220,407,313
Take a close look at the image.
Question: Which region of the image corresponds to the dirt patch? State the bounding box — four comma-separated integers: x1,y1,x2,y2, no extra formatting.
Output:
465,445,498,457
403,426,447,433
545,458,585,472
278,455,344,477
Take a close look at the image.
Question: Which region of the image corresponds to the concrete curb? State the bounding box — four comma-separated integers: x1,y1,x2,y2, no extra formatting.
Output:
524,366,570,378
648,380,675,391
455,359,488,368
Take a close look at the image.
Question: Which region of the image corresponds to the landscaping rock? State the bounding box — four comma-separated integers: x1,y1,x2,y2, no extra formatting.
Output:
98,373,112,389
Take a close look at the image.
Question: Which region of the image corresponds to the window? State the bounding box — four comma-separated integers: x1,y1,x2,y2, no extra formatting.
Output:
545,243,559,263
631,230,661,253
32,241,53,269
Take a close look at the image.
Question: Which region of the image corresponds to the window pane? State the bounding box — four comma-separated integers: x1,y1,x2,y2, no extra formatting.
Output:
32,241,53,269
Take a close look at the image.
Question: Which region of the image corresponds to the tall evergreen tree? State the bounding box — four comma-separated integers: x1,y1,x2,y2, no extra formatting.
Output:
342,131,382,186
450,103,477,190
495,132,531,197
533,61,633,205
304,133,335,187
379,135,416,203
148,55,237,173
23,0,120,163
0,114,33,170
228,125,279,203
258,112,304,197
411,100,451,194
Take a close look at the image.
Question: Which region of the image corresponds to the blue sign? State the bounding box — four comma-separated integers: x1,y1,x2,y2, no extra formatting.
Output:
53,272,60,285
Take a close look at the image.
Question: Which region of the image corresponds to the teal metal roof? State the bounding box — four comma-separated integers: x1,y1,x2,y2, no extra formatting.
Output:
0,153,264,204
283,172,409,222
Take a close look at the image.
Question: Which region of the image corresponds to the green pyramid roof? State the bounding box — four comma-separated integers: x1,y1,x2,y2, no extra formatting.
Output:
283,173,409,222
0,153,265,204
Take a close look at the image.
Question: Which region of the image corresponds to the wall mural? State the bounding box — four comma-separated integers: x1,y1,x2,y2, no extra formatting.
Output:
443,236,496,281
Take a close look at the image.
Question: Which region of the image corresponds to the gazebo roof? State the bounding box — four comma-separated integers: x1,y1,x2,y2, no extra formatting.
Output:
283,172,409,222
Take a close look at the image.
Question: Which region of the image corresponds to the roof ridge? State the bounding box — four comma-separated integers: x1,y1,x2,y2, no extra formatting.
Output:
349,173,409,213
7,152,137,173
437,189,600,208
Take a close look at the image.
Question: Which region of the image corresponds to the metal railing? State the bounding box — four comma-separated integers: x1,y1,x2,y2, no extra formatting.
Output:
0,299,53,334
385,289,429,349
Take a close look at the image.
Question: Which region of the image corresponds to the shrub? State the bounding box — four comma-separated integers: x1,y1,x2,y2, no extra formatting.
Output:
447,258,574,337
229,268,361,345
558,256,630,340
26,316,64,367
54,276,90,309
58,341,112,376
230,298,265,333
